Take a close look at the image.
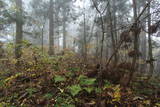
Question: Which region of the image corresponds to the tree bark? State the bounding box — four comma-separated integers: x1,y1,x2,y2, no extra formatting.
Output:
147,0,154,77
140,0,147,71
125,0,139,86
41,22,45,53
15,0,23,60
108,0,117,64
62,9,67,50
48,0,55,55
83,2,87,61
112,0,118,44
95,32,99,59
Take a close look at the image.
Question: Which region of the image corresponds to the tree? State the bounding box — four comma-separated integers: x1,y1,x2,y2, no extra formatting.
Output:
147,0,154,78
48,0,55,55
15,0,23,60
77,21,90,56
0,0,16,32
0,0,7,31
56,0,75,50
137,0,147,71
107,0,117,64
124,0,139,86
30,0,49,52
82,0,87,60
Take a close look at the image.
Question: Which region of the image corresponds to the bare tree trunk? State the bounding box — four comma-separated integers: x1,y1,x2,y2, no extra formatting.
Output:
132,0,139,68
83,1,87,61
41,27,44,52
140,31,147,71
15,0,23,60
91,0,106,104
57,22,60,52
147,0,154,77
108,0,117,65
95,32,99,59
112,0,118,44
41,24,45,53
125,0,139,86
63,9,66,50
140,1,147,71
48,0,55,55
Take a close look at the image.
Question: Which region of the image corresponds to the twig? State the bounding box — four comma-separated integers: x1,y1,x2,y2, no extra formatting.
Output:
105,0,154,67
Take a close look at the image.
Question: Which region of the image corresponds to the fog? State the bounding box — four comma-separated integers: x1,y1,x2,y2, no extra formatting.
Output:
0,0,160,106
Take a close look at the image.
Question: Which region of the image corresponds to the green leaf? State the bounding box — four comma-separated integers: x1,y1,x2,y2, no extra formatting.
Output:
78,75,87,80
84,87,94,93
95,88,102,93
56,97,65,104
66,72,74,77
78,75,96,86
68,67,80,72
44,93,53,99
104,80,112,89
54,75,66,83
0,81,5,87
68,85,82,96
80,78,96,86
26,88,37,97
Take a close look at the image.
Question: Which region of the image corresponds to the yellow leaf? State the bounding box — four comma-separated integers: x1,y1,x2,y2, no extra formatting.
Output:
58,87,64,93
11,59,17,64
156,103,160,107
112,85,121,102
143,100,150,105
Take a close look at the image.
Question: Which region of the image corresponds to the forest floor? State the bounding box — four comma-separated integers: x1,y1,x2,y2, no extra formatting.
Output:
0,46,160,107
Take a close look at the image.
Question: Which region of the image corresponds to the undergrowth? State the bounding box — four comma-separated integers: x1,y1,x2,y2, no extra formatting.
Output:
0,43,159,107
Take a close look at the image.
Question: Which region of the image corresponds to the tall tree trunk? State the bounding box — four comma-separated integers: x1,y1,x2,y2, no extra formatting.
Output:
95,32,99,59
147,0,154,77
41,19,47,53
57,22,60,52
83,2,87,61
108,0,117,65
140,31,147,71
140,1,147,71
15,0,23,60
63,9,66,50
132,0,139,54
41,27,44,52
112,0,118,44
124,0,139,86
48,0,55,55
41,24,44,53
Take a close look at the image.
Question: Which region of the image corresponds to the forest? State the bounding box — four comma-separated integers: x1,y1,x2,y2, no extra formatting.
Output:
0,0,160,106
